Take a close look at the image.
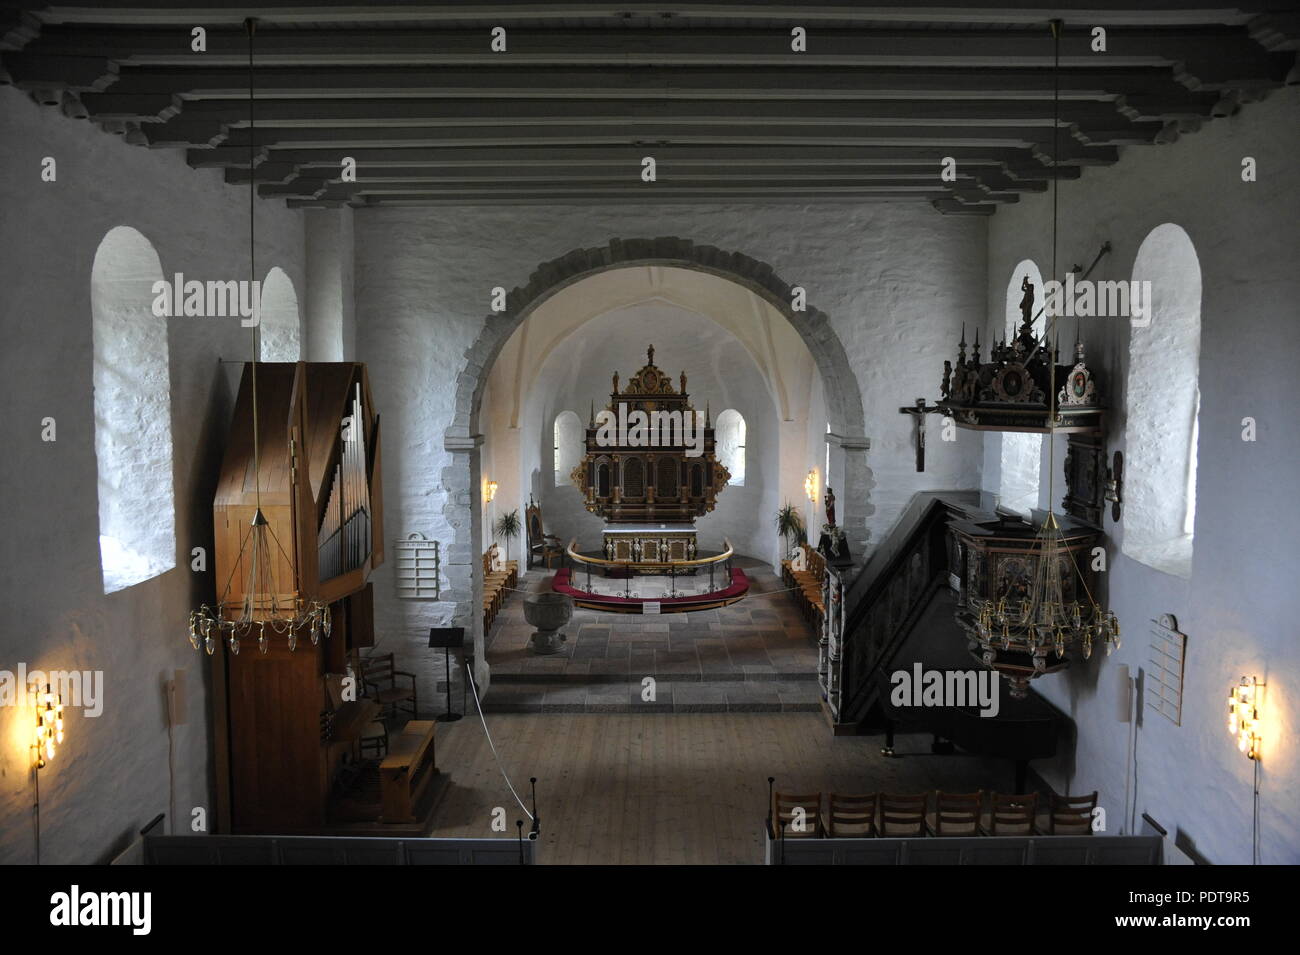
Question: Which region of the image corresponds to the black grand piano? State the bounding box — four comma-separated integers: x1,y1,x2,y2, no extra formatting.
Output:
875,667,1066,792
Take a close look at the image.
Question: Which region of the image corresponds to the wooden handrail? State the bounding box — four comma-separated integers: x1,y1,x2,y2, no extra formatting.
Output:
836,491,980,726
565,537,733,569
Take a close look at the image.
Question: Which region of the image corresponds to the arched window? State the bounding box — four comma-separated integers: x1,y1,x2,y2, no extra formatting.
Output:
715,408,746,486
259,266,301,361
553,410,583,487
1123,224,1201,578
92,226,175,593
999,260,1046,516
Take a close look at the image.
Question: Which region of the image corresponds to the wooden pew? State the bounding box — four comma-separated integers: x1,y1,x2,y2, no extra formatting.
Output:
482,544,519,634
781,547,826,627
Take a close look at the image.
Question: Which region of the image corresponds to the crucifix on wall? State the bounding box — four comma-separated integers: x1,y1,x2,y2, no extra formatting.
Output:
898,398,945,472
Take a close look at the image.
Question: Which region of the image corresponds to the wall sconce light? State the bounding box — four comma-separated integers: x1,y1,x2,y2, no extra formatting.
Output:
484,480,498,504
1227,676,1262,760
804,468,819,504
32,682,64,769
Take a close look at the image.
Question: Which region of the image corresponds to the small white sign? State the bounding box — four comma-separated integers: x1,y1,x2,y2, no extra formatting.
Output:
643,602,661,615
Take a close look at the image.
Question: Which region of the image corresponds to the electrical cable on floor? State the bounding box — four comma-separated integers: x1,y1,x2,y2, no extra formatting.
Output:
465,666,535,821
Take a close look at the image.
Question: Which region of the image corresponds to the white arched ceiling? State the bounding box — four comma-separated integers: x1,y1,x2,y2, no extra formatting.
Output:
259,266,301,362
489,266,815,431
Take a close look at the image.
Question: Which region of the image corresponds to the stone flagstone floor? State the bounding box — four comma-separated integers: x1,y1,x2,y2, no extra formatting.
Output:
482,557,822,714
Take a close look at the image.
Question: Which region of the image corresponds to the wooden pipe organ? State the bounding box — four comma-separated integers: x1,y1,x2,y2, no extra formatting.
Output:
317,382,375,586
210,361,386,834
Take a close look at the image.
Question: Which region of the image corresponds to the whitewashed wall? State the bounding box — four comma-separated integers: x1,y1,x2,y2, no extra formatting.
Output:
0,89,305,863
983,87,1300,864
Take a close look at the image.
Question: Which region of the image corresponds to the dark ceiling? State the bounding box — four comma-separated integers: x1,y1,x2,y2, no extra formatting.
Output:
2,2,1296,214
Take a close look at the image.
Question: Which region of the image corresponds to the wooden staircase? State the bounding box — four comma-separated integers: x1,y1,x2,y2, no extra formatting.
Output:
829,491,979,731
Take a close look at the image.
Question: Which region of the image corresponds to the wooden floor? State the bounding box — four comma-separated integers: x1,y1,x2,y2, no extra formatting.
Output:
427,712,1017,865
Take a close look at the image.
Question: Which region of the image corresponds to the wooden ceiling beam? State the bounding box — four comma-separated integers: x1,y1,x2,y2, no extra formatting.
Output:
12,26,1290,87
187,143,1088,181
88,64,1219,105
8,2,1284,209
92,96,1164,144
155,121,1127,163
269,181,1022,204
22,2,1280,29
224,162,1052,193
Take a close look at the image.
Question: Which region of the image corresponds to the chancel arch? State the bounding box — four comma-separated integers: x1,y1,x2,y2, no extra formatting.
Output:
91,226,175,594
998,259,1046,516
1122,223,1202,579
451,239,873,678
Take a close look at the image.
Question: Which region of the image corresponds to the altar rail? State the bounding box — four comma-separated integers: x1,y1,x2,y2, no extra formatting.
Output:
565,538,734,590
144,833,535,865
764,833,1161,865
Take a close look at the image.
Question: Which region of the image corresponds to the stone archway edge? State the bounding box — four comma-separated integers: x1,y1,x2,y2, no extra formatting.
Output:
445,236,866,445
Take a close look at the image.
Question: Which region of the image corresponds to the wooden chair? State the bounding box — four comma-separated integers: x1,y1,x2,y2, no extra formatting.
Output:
360,652,418,721
359,716,389,758
928,790,983,836
771,791,824,839
879,792,929,837
526,495,563,570
1037,791,1098,835
980,792,1038,836
823,793,878,838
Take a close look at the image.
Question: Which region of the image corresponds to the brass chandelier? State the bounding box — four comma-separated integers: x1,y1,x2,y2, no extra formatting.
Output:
972,20,1121,678
972,511,1120,671
187,18,329,657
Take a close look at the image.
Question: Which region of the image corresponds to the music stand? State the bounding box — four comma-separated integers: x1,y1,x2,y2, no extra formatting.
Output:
428,627,466,723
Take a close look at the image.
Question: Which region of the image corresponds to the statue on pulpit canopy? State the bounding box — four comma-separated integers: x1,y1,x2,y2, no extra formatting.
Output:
825,487,837,528
1019,275,1035,327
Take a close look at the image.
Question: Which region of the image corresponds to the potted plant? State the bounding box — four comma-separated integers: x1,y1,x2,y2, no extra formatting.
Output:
494,509,521,564
774,502,806,559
